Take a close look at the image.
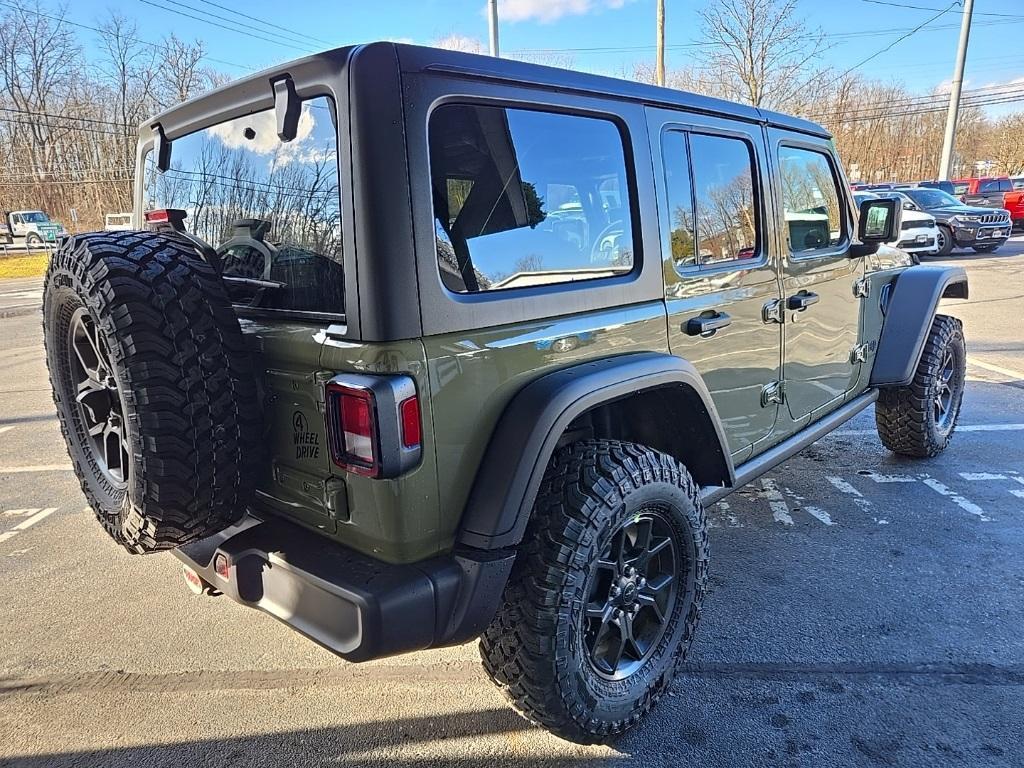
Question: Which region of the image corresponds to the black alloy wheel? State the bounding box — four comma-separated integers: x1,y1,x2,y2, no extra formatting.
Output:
581,509,680,680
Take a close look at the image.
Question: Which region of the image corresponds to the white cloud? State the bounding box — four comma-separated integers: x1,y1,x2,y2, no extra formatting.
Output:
433,33,486,53
208,106,315,156
496,0,633,24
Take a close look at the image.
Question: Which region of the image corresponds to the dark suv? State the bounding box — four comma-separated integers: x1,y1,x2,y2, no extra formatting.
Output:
899,186,1011,255
41,42,968,743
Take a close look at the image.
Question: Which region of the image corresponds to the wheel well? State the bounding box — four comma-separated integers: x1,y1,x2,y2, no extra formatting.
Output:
561,384,731,489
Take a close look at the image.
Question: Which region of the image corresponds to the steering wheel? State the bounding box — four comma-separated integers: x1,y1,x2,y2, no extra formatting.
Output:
590,220,625,263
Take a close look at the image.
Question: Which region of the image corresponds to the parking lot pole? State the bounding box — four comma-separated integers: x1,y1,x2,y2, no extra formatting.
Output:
488,0,500,57
938,0,974,181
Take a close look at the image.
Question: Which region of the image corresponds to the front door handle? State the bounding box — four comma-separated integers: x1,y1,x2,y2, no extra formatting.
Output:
787,291,820,311
685,311,732,337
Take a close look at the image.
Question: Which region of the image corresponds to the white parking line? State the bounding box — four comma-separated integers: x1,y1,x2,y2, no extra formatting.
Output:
1012,490,1024,501
760,478,794,525
0,425,14,436
968,357,1024,381
803,506,834,526
922,479,989,521
863,471,917,483
0,507,57,544
826,476,863,497
960,472,1008,481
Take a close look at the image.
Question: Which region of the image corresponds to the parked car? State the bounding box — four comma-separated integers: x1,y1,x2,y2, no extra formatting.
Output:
855,191,938,257
954,177,1014,208
39,41,969,744
4,210,67,247
899,186,1011,254
1011,176,1024,191
1004,189,1024,231
915,180,955,195
104,212,133,231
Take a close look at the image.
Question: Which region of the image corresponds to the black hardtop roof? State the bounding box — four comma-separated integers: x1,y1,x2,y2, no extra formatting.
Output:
392,42,830,139
143,41,830,140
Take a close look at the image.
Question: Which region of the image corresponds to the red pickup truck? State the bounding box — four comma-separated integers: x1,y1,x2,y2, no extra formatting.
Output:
1005,189,1024,231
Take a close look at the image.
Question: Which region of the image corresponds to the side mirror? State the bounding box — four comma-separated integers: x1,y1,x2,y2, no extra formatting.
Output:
851,196,901,256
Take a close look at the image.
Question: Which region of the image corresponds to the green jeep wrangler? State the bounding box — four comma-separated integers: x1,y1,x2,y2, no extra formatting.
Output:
42,43,968,743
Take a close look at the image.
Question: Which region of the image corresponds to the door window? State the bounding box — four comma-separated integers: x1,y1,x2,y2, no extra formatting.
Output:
429,104,635,293
662,132,759,269
778,146,845,255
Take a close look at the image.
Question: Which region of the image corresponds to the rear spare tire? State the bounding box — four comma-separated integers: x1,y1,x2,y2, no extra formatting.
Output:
43,231,260,553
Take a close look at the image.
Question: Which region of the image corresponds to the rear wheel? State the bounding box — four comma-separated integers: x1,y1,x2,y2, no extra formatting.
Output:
935,225,953,256
479,440,707,743
875,314,965,458
43,231,260,553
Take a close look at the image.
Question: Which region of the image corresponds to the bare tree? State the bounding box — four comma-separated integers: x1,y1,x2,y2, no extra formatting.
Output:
699,0,824,110
155,33,210,109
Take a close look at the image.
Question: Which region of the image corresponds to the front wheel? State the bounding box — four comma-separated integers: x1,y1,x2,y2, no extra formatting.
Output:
479,440,708,743
935,225,954,256
875,314,966,457
25,233,42,248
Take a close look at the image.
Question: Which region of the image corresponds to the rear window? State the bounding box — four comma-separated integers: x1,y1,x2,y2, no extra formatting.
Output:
428,104,635,293
143,95,343,315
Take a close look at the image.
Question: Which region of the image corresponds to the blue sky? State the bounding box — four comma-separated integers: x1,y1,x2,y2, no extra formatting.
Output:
64,0,1024,101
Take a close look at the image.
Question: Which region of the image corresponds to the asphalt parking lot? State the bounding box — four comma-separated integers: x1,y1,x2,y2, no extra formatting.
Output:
1,238,1023,767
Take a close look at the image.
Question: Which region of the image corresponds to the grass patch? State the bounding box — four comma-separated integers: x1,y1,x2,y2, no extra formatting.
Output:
0,253,49,279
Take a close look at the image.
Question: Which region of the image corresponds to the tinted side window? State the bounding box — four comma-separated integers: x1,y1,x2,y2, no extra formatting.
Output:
690,134,758,265
143,95,343,314
429,104,634,293
778,145,844,255
999,180,1013,192
662,131,696,269
979,180,998,193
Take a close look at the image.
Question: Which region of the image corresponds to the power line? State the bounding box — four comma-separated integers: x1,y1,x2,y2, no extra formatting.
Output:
0,0,253,71
144,0,329,51
811,2,959,96
137,0,312,54
0,106,132,129
198,0,335,47
859,0,1024,19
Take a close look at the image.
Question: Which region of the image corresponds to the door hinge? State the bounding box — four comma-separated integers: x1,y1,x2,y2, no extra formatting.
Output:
761,380,785,407
762,299,785,324
853,277,871,299
850,341,876,363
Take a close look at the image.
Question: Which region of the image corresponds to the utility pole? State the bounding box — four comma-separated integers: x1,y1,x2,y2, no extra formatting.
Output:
938,0,974,180
655,0,666,86
488,0,500,57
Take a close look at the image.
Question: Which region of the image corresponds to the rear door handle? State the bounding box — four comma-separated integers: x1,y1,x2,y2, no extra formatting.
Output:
787,291,820,311
685,311,732,337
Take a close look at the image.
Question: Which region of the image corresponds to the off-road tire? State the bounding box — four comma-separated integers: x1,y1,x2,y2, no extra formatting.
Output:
935,225,954,256
875,314,965,458
43,231,260,553
479,440,708,744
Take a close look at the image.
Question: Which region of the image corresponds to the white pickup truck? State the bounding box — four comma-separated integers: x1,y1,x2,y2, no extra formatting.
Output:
2,210,68,247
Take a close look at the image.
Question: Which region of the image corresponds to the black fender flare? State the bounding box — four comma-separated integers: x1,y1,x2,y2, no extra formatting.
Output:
870,265,968,387
457,351,734,550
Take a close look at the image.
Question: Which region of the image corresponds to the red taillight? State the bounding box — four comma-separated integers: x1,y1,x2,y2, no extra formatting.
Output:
144,209,170,223
400,396,421,448
213,553,230,581
144,208,187,231
327,383,379,476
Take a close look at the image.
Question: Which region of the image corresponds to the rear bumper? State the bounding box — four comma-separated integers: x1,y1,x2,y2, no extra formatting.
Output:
174,514,515,662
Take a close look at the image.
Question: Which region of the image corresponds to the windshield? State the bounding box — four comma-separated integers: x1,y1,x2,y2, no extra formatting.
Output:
903,188,961,209
853,192,878,205
22,212,49,223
